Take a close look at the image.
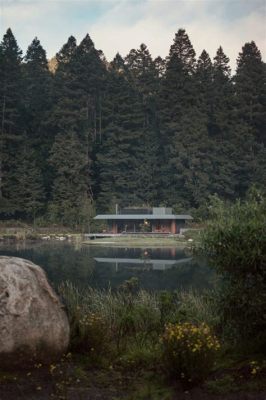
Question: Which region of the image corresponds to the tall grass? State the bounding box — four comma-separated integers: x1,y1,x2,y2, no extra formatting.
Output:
59,281,220,355
177,289,221,330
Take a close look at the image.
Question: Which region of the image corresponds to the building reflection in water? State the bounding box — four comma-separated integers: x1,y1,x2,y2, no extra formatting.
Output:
94,256,192,271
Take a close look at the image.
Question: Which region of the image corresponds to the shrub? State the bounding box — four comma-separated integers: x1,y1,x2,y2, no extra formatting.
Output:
197,191,266,350
161,322,220,384
117,341,161,371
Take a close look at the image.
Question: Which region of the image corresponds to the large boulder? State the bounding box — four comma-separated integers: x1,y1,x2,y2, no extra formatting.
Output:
0,256,70,368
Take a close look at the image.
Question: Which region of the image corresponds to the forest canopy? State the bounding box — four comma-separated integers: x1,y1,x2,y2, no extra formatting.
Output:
0,28,265,227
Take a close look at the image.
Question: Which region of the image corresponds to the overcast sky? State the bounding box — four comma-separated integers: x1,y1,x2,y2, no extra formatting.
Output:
1,0,265,70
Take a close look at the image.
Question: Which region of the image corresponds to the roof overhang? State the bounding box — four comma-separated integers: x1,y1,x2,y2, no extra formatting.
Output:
94,214,193,220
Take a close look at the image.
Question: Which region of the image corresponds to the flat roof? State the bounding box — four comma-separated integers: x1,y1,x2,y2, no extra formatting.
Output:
94,214,193,220
94,257,192,265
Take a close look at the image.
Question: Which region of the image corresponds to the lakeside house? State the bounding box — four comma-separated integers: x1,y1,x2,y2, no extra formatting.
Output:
94,207,193,234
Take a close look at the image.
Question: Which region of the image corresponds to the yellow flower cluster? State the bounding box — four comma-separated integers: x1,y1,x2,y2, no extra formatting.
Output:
250,361,261,375
79,312,104,327
77,311,107,354
162,322,220,353
49,364,57,374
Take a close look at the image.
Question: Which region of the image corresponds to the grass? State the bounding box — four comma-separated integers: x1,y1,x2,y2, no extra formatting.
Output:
1,281,265,399
0,222,83,242
82,235,191,248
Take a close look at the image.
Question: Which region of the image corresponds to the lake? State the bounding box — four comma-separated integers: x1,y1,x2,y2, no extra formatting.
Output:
0,241,215,291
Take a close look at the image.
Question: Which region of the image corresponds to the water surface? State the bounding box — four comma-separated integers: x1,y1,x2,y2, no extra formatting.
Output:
0,241,215,291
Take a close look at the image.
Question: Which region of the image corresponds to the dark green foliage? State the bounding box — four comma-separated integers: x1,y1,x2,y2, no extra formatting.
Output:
49,130,89,226
198,192,266,350
23,37,53,198
234,41,266,145
0,28,23,213
159,29,211,207
48,34,106,226
233,42,266,193
97,53,158,210
0,28,265,224
125,45,160,204
13,143,45,220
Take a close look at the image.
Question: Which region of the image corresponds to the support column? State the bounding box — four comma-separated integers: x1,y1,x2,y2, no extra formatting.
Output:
112,222,118,234
171,220,176,234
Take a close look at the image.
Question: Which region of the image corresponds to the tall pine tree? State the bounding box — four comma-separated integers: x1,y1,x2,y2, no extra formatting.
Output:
0,28,23,214
23,37,53,203
49,34,106,226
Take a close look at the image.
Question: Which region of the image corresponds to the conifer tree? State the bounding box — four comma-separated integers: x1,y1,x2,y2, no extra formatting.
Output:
23,37,53,198
23,37,52,140
195,50,213,117
234,41,266,145
49,34,106,226
125,44,160,204
210,46,232,137
231,41,266,196
1,28,265,222
158,29,200,207
0,28,23,213
97,54,148,210
13,143,45,221
210,46,258,199
203,47,236,200
49,130,89,226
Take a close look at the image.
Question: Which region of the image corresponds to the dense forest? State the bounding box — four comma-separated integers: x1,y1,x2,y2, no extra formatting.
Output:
0,28,265,227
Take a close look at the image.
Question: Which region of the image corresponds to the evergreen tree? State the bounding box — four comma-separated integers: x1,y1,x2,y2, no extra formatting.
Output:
23,37,53,199
13,142,45,221
158,29,200,207
210,46,232,137
1,27,265,223
125,44,160,204
56,35,77,66
210,46,258,199
49,130,89,226
49,34,106,225
23,37,52,141
169,28,196,73
0,28,23,214
97,54,149,210
195,50,213,117
234,41,266,145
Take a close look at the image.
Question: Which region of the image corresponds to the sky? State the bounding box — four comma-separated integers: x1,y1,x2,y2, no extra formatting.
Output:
0,0,265,70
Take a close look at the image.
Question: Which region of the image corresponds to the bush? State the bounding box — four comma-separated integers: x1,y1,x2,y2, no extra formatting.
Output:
197,191,266,350
117,341,161,370
161,322,220,384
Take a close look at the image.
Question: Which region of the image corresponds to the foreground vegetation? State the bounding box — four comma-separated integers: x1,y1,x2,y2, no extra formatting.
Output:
1,282,265,399
0,193,265,399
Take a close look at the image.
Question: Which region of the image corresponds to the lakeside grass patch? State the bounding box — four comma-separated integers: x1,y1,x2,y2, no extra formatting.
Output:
82,235,191,248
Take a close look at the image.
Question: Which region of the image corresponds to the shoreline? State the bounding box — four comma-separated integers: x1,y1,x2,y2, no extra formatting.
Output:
82,238,190,248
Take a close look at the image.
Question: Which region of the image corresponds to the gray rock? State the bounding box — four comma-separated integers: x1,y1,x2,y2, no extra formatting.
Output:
0,256,70,368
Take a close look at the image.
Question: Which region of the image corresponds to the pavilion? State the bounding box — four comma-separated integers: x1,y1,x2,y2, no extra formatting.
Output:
94,207,193,234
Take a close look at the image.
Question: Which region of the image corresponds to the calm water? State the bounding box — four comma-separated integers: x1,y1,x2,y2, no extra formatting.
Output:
0,241,215,291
